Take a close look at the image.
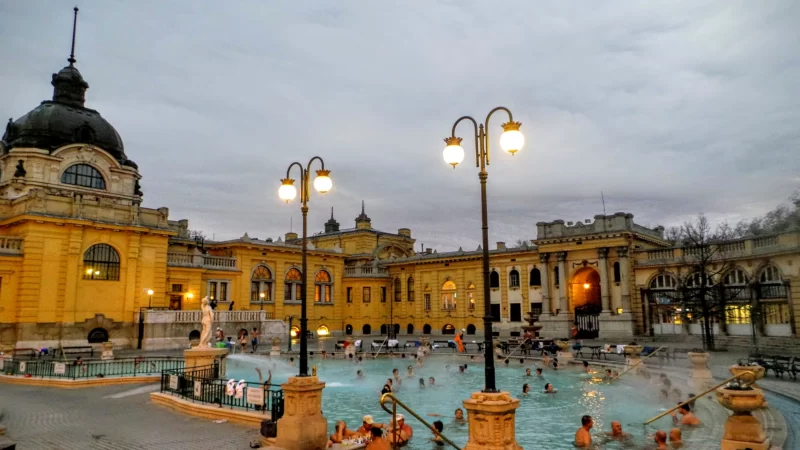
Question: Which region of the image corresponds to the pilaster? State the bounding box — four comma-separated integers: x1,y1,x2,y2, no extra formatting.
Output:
597,248,610,313
616,246,631,312
538,253,550,314
556,252,568,314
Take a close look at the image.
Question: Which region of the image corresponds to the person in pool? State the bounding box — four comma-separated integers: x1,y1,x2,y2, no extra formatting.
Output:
431,420,445,446
407,365,414,377
669,428,683,448
392,368,402,385
536,368,543,377
670,403,701,426
544,383,557,393
525,368,532,376
604,421,630,439
365,426,389,450
428,408,466,424
357,370,364,379
356,415,386,435
574,415,593,448
330,420,359,443
582,360,591,373
428,377,435,386
522,383,530,395
419,378,425,388
653,430,669,449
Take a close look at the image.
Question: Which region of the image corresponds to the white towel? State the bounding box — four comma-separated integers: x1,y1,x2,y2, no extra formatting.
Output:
388,339,398,347
617,345,625,354
354,340,361,347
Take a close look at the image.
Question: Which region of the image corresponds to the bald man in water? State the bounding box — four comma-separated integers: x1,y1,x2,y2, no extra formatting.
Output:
654,430,668,449
669,428,683,448
605,421,629,439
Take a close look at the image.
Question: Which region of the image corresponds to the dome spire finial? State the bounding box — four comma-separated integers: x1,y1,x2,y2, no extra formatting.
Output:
68,7,79,66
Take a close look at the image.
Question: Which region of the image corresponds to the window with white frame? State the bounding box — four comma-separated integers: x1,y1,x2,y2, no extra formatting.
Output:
424,293,431,311
250,265,273,303
509,269,520,288
315,270,333,303
284,268,302,302
441,280,457,310
207,280,231,302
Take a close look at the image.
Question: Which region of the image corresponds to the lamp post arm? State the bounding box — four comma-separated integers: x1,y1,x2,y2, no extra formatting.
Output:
483,106,514,168
304,156,326,203
452,116,481,168
285,161,306,204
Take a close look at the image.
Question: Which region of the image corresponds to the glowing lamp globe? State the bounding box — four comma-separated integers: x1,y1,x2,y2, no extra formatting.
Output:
500,121,524,155
278,178,297,202
147,289,154,296
313,169,332,193
443,136,465,168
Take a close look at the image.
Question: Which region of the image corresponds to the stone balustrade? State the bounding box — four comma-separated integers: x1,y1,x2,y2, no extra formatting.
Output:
343,266,390,277
143,309,272,324
0,236,23,255
167,253,238,270
637,231,795,265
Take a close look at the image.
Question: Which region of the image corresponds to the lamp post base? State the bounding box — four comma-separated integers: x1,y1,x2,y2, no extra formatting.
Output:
462,391,522,450
275,375,327,450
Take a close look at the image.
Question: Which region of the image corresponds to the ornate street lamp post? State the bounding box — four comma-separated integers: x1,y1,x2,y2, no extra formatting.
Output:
278,158,332,377
442,107,524,392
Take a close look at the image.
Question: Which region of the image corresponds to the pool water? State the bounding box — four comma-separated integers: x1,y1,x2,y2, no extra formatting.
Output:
226,355,722,449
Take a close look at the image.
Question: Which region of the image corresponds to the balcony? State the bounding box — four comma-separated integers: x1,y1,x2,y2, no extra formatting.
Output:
0,236,23,255
142,309,272,324
636,232,796,266
167,253,238,270
343,266,390,278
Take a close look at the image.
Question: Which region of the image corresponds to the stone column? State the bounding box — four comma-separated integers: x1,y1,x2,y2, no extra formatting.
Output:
617,246,631,312
557,252,568,314
539,253,551,315
597,248,611,313
276,376,328,450
462,391,522,450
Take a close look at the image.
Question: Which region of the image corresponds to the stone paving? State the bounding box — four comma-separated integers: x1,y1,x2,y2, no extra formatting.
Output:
0,382,259,449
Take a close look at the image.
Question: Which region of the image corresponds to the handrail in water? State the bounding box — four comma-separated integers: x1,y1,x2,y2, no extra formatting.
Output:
610,346,665,381
379,392,460,449
643,370,756,425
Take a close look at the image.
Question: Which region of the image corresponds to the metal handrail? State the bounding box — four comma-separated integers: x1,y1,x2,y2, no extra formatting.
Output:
643,371,756,425
380,392,459,449
610,346,665,381
502,338,532,364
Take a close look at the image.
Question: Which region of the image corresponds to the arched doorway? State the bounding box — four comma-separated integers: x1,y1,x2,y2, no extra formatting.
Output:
571,267,602,338
442,324,455,335
393,324,400,336
423,324,432,335
407,324,414,334
188,329,200,344
87,327,109,343
466,324,476,335
345,324,353,335
362,324,372,335
380,324,388,335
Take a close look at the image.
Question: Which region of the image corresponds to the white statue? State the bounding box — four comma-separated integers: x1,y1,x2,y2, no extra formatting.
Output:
199,296,213,348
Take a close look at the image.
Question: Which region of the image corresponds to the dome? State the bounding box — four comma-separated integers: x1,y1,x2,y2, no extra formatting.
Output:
1,64,134,168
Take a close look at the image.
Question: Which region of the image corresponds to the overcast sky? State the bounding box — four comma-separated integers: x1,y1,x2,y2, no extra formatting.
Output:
2,1,798,250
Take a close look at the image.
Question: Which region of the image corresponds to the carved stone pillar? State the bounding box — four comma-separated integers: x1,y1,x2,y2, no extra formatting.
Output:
557,252,568,314
276,376,328,450
462,391,522,450
539,253,551,314
597,248,611,313
617,247,631,312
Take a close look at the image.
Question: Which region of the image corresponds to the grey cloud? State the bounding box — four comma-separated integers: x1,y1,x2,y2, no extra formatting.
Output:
1,0,798,251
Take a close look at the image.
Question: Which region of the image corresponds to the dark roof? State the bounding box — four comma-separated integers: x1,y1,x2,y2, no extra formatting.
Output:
2,64,135,168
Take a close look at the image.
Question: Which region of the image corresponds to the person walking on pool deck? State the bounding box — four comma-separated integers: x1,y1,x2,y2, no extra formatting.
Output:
453,329,465,353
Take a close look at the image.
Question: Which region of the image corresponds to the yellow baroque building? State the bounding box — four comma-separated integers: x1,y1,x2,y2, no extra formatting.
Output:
1,37,799,352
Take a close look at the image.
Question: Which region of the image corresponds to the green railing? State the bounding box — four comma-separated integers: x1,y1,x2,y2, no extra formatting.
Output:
159,364,284,420
1,356,184,379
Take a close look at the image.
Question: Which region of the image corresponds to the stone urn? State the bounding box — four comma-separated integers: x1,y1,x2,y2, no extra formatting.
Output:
100,341,114,360
271,337,281,347
555,340,570,351
730,365,766,405
623,345,643,356
687,351,709,367
715,387,770,450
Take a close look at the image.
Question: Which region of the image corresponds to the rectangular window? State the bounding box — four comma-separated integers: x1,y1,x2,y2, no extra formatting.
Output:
408,288,414,302
171,283,183,293
347,287,353,303
424,294,431,311
295,284,303,302
209,281,218,301
510,303,522,322
468,292,475,310
251,282,260,302
490,304,501,322
325,285,331,303
284,284,292,301
381,287,387,303
763,303,789,324
725,305,751,324
363,287,371,303
315,285,321,303
510,272,520,288
220,282,228,302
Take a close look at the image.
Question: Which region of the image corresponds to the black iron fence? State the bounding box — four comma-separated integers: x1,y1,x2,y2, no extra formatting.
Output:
159,363,284,420
1,356,184,379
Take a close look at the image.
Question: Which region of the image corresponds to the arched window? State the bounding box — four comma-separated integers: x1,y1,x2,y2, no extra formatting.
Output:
250,265,273,303
423,324,432,334
529,268,541,287
362,324,372,335
509,269,520,288
442,324,455,335
407,323,414,334
554,267,560,286
394,277,402,302
316,325,330,336
380,324,388,335
284,268,302,302
83,244,120,280
759,266,781,284
723,268,748,286
61,164,106,190
315,270,333,303
686,272,714,288
613,262,621,283
490,270,500,288
649,274,678,290
466,324,477,335
407,277,415,302
345,324,353,335
442,280,457,310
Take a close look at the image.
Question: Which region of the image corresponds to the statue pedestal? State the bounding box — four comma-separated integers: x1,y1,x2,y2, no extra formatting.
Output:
276,376,327,450
556,351,573,363
716,387,770,450
688,352,714,391
184,347,228,378
462,391,522,450
101,342,115,361
270,345,281,357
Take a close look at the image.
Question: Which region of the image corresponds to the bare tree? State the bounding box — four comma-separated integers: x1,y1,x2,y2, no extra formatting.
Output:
675,214,738,351
513,238,530,248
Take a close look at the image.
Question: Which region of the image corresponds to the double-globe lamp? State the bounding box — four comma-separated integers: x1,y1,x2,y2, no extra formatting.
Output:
279,170,332,202
443,121,524,167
